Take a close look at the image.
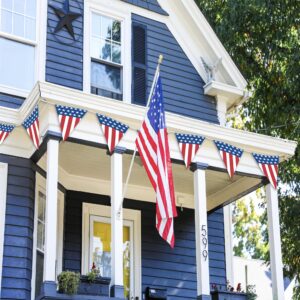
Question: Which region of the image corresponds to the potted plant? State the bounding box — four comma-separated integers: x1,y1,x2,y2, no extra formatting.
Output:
78,263,110,296
57,271,80,295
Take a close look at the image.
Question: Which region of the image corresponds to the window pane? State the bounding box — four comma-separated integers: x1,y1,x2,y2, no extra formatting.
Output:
91,37,101,59
25,0,36,18
92,14,101,37
25,17,35,40
0,38,35,90
14,0,25,14
35,251,44,297
37,221,44,251
92,221,130,299
100,39,111,61
112,42,121,64
13,13,24,36
38,192,45,221
1,9,12,33
2,0,13,10
101,16,111,40
112,21,120,42
91,61,122,95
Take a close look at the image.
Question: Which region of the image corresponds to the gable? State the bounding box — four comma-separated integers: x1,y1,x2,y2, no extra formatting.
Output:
121,0,168,15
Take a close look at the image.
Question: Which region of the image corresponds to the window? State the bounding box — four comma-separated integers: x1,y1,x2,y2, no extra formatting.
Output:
0,0,36,92
82,203,141,299
90,13,123,100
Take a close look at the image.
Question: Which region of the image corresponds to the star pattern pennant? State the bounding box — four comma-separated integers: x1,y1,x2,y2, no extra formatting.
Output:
0,124,14,145
175,133,205,168
56,105,87,141
253,153,279,189
214,141,243,178
97,114,129,153
23,106,40,149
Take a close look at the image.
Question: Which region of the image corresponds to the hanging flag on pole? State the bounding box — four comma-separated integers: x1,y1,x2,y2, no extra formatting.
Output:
56,105,87,141
97,114,129,153
253,153,279,189
23,106,40,149
135,71,177,248
214,141,243,178
175,133,205,168
0,124,14,145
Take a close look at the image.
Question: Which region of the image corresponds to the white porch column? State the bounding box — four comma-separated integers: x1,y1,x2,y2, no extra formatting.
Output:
43,139,59,289
110,147,126,298
191,163,211,300
266,184,284,300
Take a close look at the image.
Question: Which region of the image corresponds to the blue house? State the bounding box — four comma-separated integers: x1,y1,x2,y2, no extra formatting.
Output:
0,0,296,300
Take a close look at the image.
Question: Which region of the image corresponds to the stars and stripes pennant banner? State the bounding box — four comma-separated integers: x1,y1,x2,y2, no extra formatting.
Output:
214,141,243,178
56,105,87,141
136,74,177,248
23,106,40,149
253,153,279,189
0,124,14,145
97,114,129,153
175,133,205,168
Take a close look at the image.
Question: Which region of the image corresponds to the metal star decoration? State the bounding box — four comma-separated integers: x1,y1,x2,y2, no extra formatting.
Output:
49,0,81,39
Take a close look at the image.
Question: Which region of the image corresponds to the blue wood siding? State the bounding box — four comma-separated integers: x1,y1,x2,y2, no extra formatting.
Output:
132,14,219,124
63,191,226,299
0,155,35,300
46,0,83,90
121,0,168,15
0,93,24,109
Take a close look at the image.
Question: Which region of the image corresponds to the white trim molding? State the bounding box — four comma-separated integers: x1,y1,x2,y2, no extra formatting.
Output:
0,162,8,294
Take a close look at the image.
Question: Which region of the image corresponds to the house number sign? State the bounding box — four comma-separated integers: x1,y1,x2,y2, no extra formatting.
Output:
201,224,208,261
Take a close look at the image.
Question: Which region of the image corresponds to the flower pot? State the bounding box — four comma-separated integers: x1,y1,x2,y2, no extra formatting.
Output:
211,291,248,300
78,276,110,296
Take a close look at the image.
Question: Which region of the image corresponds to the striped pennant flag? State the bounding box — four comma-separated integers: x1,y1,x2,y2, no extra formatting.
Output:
97,114,129,153
23,106,40,149
136,74,177,247
214,141,243,178
56,105,87,141
0,124,14,145
175,133,205,168
253,153,279,189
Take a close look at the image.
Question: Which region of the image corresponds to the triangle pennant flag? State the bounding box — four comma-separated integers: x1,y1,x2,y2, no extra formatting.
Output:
56,105,87,141
23,106,40,149
253,153,279,189
97,114,129,153
0,124,15,145
214,141,243,178
175,133,205,168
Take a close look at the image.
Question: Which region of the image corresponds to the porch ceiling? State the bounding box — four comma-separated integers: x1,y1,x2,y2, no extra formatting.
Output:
38,141,262,211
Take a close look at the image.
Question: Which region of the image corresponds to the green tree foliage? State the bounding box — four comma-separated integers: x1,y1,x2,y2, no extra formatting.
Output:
195,0,300,296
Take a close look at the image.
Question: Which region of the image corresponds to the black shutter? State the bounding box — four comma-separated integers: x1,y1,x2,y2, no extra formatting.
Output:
132,23,147,106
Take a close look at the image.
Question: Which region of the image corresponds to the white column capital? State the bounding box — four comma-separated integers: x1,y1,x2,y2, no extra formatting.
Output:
266,184,284,300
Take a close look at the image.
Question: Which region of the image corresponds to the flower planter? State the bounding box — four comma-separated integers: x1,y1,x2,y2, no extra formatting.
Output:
211,291,248,300
77,276,110,296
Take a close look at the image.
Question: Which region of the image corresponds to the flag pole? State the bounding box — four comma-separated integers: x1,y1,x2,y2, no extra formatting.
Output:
117,54,163,215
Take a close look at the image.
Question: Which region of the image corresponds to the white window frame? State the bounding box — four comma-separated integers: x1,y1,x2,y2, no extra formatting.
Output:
83,0,132,103
0,162,8,293
31,173,65,300
0,0,47,97
82,203,141,299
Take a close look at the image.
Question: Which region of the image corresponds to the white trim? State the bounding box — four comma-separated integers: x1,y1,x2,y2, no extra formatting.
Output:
0,162,8,293
82,203,141,299
56,190,65,276
83,0,132,103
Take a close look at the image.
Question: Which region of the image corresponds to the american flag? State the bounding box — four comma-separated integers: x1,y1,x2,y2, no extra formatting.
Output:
214,141,243,178
56,105,87,141
97,114,129,153
23,106,40,149
0,124,14,145
136,74,177,247
253,153,279,189
175,133,205,168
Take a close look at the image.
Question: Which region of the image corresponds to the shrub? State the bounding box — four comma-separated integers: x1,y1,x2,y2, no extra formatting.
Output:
57,271,80,295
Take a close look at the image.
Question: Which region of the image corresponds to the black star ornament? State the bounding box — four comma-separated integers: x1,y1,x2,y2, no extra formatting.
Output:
49,0,81,39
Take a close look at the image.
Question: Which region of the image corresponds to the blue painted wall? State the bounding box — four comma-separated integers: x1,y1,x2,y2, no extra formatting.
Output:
46,0,84,90
0,155,35,300
132,14,219,123
63,191,226,299
0,93,24,109
121,0,168,15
